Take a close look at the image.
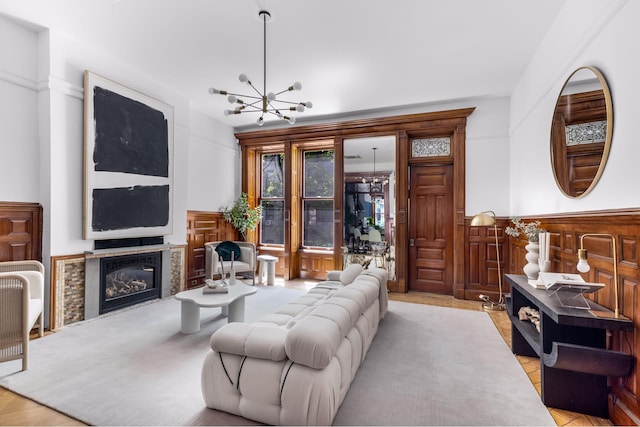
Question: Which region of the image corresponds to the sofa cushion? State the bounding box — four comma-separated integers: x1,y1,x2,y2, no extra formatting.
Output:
211,323,287,361
215,241,241,261
339,264,363,285
285,316,342,369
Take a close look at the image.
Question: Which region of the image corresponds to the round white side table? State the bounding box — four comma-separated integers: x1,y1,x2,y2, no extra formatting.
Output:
256,254,278,285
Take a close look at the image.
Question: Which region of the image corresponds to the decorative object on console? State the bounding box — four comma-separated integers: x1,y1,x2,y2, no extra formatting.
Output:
470,211,504,311
523,241,540,281
577,233,624,319
220,193,262,240
538,231,551,273
83,71,174,240
208,10,312,126
518,306,541,332
505,217,545,280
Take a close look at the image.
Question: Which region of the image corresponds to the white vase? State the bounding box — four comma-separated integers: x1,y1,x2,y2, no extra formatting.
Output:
523,241,540,280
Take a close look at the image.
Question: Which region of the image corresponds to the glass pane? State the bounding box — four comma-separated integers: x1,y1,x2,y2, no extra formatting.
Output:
262,153,284,198
412,137,451,157
373,196,385,228
304,150,334,198
303,200,334,248
260,200,284,245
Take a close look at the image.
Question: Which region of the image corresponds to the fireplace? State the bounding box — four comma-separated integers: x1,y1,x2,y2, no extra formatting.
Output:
99,252,162,314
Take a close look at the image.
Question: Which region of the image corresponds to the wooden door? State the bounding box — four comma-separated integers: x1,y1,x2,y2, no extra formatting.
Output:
408,164,453,294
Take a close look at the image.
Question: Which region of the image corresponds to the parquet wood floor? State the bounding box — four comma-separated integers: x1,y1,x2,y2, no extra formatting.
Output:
0,281,613,426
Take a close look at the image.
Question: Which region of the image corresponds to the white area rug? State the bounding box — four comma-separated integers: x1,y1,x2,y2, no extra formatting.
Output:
0,287,554,426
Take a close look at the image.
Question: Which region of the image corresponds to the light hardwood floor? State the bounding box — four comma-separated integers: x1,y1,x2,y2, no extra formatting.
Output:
0,280,613,426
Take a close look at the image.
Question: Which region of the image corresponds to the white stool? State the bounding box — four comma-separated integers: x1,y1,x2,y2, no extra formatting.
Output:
256,255,278,286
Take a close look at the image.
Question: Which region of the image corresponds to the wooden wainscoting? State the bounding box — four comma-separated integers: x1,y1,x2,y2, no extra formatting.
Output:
500,209,640,425
186,211,237,289
0,201,42,262
298,250,336,280
465,217,511,302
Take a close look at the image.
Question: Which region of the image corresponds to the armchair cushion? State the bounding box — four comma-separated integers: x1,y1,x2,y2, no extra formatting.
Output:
215,241,242,261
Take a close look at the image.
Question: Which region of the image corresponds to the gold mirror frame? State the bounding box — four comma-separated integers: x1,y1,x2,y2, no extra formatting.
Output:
550,66,613,198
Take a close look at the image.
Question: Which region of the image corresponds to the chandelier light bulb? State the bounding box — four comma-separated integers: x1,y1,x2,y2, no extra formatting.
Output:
227,95,237,103
293,82,302,90
577,258,591,273
267,92,276,101
296,104,305,112
224,110,231,116
288,116,296,124
209,87,219,94
257,116,264,126
238,74,249,83
304,101,313,109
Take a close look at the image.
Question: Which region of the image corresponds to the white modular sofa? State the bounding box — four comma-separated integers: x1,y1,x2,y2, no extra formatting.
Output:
201,266,388,425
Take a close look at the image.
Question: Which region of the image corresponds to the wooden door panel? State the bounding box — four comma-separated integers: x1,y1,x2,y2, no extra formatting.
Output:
409,165,453,294
0,203,42,262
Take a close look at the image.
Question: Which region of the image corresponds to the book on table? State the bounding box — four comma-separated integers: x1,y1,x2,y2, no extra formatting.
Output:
538,272,605,293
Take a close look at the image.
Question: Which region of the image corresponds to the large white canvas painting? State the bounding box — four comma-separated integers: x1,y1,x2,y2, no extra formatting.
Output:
83,71,174,240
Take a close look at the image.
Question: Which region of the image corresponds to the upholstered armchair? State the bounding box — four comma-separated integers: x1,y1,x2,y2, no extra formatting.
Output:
0,260,45,371
205,241,256,285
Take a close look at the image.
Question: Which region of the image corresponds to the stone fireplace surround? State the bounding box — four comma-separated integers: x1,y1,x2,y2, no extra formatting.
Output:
51,244,185,329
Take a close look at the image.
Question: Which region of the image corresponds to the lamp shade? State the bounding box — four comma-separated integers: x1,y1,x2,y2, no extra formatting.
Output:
470,211,496,227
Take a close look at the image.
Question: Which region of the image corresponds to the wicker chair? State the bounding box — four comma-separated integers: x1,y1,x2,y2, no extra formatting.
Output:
0,260,45,371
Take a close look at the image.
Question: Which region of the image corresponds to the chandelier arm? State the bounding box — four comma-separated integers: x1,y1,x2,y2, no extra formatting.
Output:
214,90,261,100
271,88,299,96
271,99,304,106
244,81,264,98
229,94,264,102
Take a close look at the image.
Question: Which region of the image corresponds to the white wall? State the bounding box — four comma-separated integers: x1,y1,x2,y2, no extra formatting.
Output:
187,109,240,211
0,16,239,291
0,15,40,202
509,0,637,215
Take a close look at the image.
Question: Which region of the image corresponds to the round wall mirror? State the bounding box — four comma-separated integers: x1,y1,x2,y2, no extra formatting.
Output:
550,66,613,198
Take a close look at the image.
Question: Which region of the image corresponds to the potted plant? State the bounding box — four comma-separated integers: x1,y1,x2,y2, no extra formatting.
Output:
220,193,263,240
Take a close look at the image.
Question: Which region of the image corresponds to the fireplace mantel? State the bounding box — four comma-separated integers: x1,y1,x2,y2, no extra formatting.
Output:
85,243,178,259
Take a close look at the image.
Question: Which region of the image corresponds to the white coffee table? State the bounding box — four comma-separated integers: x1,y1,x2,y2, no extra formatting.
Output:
174,283,257,334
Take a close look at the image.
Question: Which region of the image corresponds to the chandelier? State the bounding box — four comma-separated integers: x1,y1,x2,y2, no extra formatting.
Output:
208,10,312,126
362,147,389,188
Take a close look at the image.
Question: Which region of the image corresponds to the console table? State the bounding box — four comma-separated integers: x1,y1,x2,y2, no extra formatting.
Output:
505,274,634,417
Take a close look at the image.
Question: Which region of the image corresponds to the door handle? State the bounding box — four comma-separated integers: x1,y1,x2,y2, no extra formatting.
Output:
409,239,415,247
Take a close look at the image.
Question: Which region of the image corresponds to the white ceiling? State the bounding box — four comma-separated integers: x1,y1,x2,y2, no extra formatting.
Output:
0,0,566,130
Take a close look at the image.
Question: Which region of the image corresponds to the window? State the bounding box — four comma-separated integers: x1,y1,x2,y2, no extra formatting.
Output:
260,153,285,245
302,150,334,248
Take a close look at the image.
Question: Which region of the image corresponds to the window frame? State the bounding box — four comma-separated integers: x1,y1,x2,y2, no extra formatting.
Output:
300,148,335,250
258,150,286,247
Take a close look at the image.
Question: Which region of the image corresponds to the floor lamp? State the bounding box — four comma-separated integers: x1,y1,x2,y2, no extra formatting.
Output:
470,211,505,311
